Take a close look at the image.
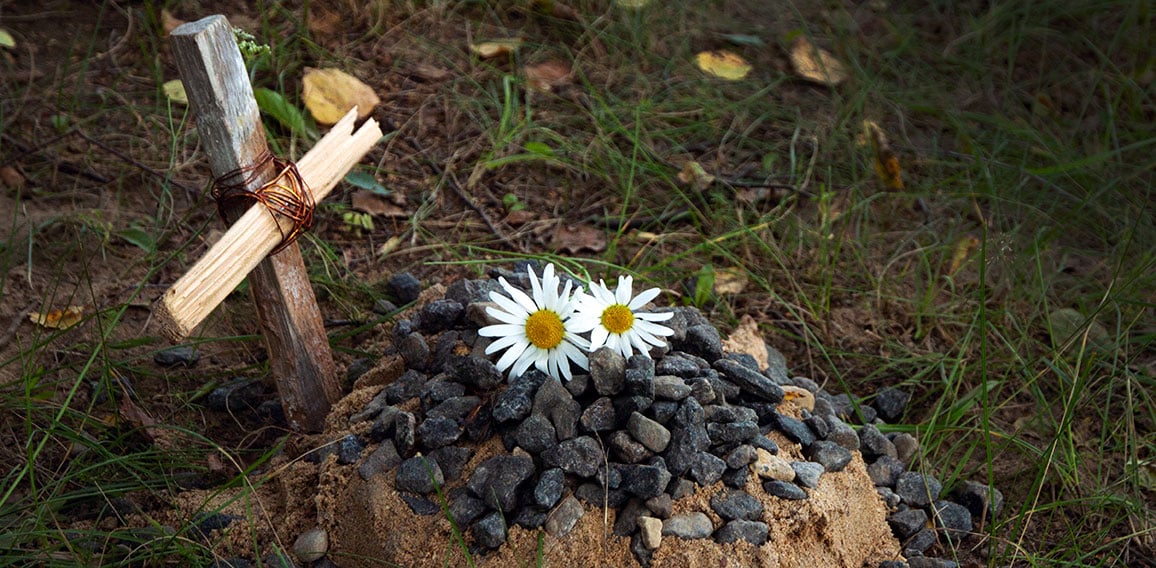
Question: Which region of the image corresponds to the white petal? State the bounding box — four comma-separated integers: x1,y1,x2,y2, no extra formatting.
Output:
615,275,634,305
479,323,524,338
487,307,526,326
506,284,540,315
634,319,675,337
636,310,674,322
485,333,526,354
495,340,528,372
588,326,609,351
628,287,661,309
560,341,589,369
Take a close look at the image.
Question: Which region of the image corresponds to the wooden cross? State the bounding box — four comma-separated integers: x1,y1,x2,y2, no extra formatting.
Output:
159,16,382,432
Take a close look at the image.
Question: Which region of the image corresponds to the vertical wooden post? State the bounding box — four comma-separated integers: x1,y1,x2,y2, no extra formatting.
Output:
171,16,339,433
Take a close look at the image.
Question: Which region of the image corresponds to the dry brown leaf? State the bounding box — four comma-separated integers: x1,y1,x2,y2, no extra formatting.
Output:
677,161,716,190
118,396,174,448
411,63,451,82
523,60,573,93
722,314,768,371
551,223,607,254
302,67,380,126
504,209,537,226
160,9,185,35
861,120,904,190
713,267,748,295
948,235,980,275
351,190,407,217
307,8,342,37
693,51,752,80
469,38,523,59
29,306,84,330
0,165,25,189
789,36,847,86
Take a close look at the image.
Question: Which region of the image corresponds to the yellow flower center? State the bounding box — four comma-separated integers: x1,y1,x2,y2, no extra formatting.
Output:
525,310,565,349
601,304,635,335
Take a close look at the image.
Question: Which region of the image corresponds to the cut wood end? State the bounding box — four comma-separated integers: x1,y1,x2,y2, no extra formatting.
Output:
154,295,194,343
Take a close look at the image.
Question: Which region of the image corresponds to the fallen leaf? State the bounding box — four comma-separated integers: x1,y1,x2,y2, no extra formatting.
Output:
504,209,537,226
789,36,847,86
722,314,768,371
614,0,652,8
29,306,85,330
694,50,752,80
713,267,748,295
677,161,716,190
0,166,24,189
523,60,573,93
119,396,172,447
469,38,523,59
0,27,15,49
307,7,342,37
780,385,816,411
160,10,185,35
1127,457,1156,491
1048,308,1113,354
377,235,403,257
302,67,381,126
163,79,188,105
948,234,980,275
860,120,903,190
411,63,450,82
551,223,607,254
351,190,407,218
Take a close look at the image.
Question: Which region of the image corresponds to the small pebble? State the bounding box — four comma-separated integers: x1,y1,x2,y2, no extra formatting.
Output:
751,449,795,481
762,479,808,500
710,489,764,521
790,461,824,489
895,472,942,508
638,516,663,550
471,511,507,549
154,346,199,367
891,432,920,465
544,495,585,538
807,440,852,472
661,512,713,539
714,519,769,546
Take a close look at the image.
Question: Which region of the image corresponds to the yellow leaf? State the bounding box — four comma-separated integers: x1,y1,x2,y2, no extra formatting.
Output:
694,51,752,80
302,67,381,126
469,38,523,59
29,306,85,330
713,267,748,295
948,235,980,275
0,27,15,49
163,79,188,105
789,37,847,86
677,161,715,190
862,120,904,190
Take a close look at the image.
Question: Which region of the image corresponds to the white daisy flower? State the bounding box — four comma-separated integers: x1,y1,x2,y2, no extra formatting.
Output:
478,263,590,381
570,274,674,358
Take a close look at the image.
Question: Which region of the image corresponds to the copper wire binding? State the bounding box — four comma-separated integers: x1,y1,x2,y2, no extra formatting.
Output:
210,151,315,255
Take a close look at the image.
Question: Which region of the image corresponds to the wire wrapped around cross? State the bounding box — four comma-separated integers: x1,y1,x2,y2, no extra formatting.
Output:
210,151,314,254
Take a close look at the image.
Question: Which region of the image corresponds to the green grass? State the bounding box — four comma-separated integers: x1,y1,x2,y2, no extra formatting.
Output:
2,0,1154,565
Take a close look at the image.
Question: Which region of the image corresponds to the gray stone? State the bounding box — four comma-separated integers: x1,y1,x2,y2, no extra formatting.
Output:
395,456,444,494
661,512,713,539
534,377,582,440
384,370,427,404
770,413,814,447
790,461,824,489
791,376,820,393
580,396,618,433
685,378,716,403
871,387,911,423
867,455,905,488
492,370,545,423
345,357,375,387
399,493,439,515
714,520,769,545
628,412,671,453
350,389,391,424
669,478,695,500
763,345,789,384
367,406,401,442
703,404,758,424
335,435,365,465
892,432,920,465
707,421,759,445
688,451,727,486
543,435,603,478
357,441,401,480
859,424,898,461
445,355,503,390
467,454,536,512
564,372,590,398
445,278,502,305
609,430,653,463
398,333,430,370
513,508,547,529
724,444,757,469
932,499,973,542
653,376,692,400
471,511,507,549
589,347,627,395
613,498,650,536
710,489,763,521
448,488,487,526
575,482,628,508
713,359,784,403
387,272,421,304
417,416,461,449
950,480,1004,523
666,398,710,475
722,466,749,488
803,413,831,440
656,353,704,379
416,299,464,333
638,516,663,550
896,472,942,508
807,440,852,472
293,527,328,563
428,446,472,482
905,528,937,554
762,480,807,500
877,487,901,510
887,507,928,539
426,396,480,423
533,468,565,509
514,414,557,453
544,495,585,537
645,494,673,519
421,379,465,405
750,435,779,455
648,400,679,424
682,324,724,362
908,557,960,568
154,346,199,367
619,463,672,500
828,417,860,450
